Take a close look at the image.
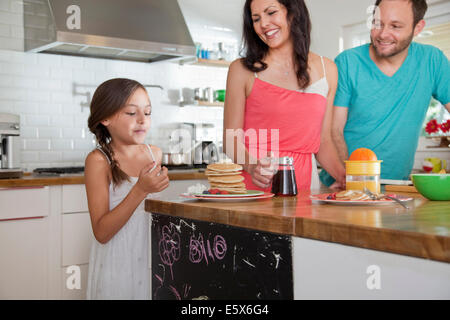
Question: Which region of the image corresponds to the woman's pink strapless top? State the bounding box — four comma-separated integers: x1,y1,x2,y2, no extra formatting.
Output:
242,77,327,191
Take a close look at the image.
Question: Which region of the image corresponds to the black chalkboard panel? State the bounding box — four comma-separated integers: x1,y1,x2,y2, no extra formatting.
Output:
151,213,293,300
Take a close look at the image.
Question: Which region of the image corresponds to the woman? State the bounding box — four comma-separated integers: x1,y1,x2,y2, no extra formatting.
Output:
223,0,345,191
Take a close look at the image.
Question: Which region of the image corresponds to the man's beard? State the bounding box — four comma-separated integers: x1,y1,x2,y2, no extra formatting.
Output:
370,32,414,58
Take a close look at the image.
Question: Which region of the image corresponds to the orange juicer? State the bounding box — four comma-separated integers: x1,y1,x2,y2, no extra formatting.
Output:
344,148,383,194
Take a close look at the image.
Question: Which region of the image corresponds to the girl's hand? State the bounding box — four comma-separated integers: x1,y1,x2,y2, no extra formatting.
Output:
248,156,276,189
136,162,169,194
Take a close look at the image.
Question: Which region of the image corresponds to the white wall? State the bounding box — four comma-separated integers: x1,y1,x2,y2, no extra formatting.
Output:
0,0,230,171
306,0,374,59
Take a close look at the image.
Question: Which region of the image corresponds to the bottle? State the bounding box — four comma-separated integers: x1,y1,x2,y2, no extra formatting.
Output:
271,157,297,196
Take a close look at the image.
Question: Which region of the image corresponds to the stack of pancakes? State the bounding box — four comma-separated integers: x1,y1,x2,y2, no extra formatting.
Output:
335,190,372,201
205,163,247,194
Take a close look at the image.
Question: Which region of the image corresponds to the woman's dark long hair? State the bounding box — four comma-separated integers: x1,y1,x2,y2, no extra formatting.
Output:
87,78,146,187
242,0,312,89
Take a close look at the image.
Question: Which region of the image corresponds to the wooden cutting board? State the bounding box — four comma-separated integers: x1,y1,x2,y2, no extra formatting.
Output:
384,185,418,193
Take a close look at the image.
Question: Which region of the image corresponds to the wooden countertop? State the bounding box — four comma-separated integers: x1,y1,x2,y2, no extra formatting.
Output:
145,191,450,263
0,170,206,188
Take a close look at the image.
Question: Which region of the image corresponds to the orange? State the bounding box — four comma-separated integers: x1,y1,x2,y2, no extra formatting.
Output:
348,148,377,161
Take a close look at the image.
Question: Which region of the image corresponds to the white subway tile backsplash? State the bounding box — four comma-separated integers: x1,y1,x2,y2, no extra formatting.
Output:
21,151,39,163
62,151,87,163
51,139,74,151
72,69,95,83
38,127,62,139
25,115,50,126
73,139,95,150
1,62,24,75
15,101,39,114
39,103,62,115
51,115,74,128
13,75,37,88
25,64,50,77
51,92,73,104
50,67,72,80
62,127,84,139
20,127,38,139
27,90,50,102
61,56,84,69
0,87,26,100
84,58,106,71
25,139,50,151
0,0,230,169
39,151,62,162
38,53,61,66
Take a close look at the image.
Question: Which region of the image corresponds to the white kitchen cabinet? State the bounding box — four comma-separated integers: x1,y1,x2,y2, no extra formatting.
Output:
293,237,450,299
0,217,49,299
0,187,50,299
61,264,89,300
62,184,89,213
62,212,94,267
0,186,49,220
60,184,93,300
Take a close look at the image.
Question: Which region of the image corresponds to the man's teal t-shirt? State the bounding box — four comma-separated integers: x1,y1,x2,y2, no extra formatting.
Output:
320,42,450,185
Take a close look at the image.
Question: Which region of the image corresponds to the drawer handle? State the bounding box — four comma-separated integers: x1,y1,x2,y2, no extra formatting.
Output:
0,186,46,191
0,216,45,222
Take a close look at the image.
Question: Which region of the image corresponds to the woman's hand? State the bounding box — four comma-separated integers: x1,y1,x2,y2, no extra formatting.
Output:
135,162,170,194
247,157,276,189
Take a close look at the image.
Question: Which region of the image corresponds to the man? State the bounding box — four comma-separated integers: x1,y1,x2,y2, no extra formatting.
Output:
320,0,450,187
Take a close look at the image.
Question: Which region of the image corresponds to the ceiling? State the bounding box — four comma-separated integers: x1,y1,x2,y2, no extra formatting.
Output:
178,0,245,43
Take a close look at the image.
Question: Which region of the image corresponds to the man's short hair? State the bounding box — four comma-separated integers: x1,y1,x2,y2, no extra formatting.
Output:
375,0,428,26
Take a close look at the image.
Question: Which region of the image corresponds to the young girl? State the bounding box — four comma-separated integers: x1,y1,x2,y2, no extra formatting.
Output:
85,78,169,299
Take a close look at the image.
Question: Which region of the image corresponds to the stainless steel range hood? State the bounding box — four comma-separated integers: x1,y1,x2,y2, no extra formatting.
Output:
24,0,196,63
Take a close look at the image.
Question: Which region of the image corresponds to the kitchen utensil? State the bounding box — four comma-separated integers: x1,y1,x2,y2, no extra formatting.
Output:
194,88,203,101
162,153,192,166
363,187,409,209
215,89,226,102
271,156,297,196
422,157,447,173
203,87,214,103
0,113,22,179
411,173,450,201
345,159,382,194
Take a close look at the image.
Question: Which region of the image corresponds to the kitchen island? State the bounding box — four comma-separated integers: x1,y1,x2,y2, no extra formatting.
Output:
145,191,450,299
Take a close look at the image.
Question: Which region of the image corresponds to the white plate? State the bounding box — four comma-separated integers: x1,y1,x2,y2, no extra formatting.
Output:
310,194,413,206
190,190,264,198
181,193,274,202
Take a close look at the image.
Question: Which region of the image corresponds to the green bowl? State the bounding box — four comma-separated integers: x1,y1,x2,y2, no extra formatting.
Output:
411,174,450,201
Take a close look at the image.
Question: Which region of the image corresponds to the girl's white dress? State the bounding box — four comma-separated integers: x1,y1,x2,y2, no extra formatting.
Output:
86,145,155,300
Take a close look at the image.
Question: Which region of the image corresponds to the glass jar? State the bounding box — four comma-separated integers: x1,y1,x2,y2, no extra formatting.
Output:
344,160,383,194
271,156,297,196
